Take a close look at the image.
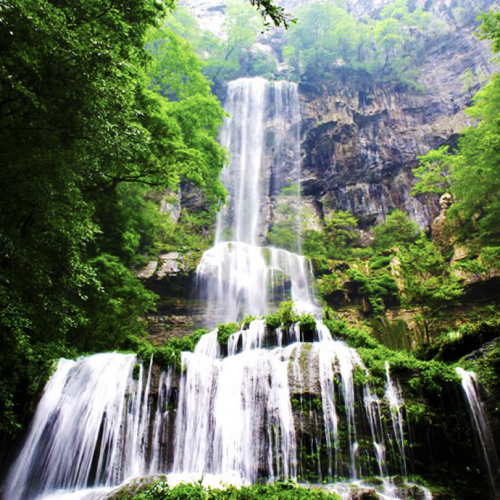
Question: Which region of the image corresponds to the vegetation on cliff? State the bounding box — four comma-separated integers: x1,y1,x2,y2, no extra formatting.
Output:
414,9,500,245
160,0,466,89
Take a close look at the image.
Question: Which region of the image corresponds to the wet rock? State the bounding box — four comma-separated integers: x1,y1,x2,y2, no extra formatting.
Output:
394,484,431,500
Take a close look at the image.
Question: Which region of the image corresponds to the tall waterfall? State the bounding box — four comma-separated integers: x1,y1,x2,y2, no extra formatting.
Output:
3,77,476,500
197,78,316,324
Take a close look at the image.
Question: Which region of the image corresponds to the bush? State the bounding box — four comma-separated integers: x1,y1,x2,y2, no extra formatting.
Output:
136,328,208,372
265,312,282,331
279,300,299,327
123,480,342,500
217,322,239,347
299,313,317,337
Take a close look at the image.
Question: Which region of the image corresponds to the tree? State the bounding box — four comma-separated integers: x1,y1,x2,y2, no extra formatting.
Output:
282,0,445,85
373,210,421,252
303,210,359,261
249,0,296,29
0,0,227,435
397,237,463,343
163,1,278,84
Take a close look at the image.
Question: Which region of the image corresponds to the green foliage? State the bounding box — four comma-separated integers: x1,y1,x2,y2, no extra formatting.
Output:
324,318,379,349
369,256,393,271
265,313,282,331
347,269,399,316
425,315,500,362
372,210,421,252
299,314,317,336
136,328,208,372
414,10,500,244
283,0,445,86
249,0,297,29
267,224,300,252
0,0,228,433
125,480,341,500
353,365,367,387
217,322,240,347
164,1,278,85
397,237,464,343
132,363,141,381
241,315,257,330
303,210,359,262
477,7,500,53
316,270,344,298
323,318,460,395
412,146,452,196
279,300,300,327
75,254,157,352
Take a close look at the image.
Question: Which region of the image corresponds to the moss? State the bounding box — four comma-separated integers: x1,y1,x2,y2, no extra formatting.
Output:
217,322,239,347
353,365,367,387
132,363,141,381
427,315,500,362
368,255,393,271
265,312,282,331
371,317,412,351
136,328,208,372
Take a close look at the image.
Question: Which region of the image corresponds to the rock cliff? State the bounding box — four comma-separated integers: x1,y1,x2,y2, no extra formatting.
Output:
299,26,494,228
181,0,496,229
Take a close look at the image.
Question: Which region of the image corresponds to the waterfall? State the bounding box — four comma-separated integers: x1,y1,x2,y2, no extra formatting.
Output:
456,367,500,496
197,78,317,325
173,330,298,483
385,362,407,478
5,323,423,499
4,77,434,500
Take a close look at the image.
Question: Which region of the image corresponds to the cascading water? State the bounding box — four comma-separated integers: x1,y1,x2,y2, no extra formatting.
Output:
4,77,436,500
3,354,174,500
197,78,316,324
456,367,500,497
5,325,422,500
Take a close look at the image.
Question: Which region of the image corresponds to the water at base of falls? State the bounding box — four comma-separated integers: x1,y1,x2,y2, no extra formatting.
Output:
4,322,426,500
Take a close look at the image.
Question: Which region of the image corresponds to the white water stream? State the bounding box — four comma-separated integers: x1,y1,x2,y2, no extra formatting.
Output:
5,324,421,500
197,78,316,324
456,367,500,497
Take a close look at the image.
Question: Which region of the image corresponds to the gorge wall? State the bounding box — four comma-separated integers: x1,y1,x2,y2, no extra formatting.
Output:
299,29,493,229
141,0,498,340
183,0,497,229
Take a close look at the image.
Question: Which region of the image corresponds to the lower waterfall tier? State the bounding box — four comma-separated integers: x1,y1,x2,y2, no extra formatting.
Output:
4,321,430,500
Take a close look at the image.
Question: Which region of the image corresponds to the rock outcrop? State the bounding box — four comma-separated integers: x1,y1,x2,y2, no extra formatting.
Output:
299,20,494,228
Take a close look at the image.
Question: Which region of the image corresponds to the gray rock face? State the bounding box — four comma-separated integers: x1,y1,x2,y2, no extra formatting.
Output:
299,18,494,228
